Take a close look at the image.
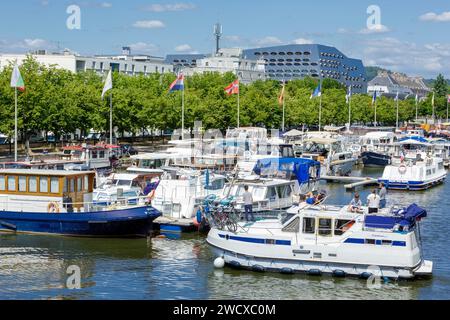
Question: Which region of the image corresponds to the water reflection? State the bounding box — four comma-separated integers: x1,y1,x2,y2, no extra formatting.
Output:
0,166,448,299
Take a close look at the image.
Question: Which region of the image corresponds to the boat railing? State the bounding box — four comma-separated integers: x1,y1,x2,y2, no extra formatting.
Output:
1,196,152,214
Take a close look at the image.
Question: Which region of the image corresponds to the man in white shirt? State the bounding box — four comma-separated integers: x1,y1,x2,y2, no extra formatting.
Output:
367,189,381,214
242,185,255,222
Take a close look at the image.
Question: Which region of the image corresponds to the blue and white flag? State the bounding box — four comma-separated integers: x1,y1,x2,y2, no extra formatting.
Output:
310,83,322,99
372,90,378,105
394,91,399,102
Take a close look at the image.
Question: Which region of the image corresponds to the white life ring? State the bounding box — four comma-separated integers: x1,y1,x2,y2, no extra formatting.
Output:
398,164,407,175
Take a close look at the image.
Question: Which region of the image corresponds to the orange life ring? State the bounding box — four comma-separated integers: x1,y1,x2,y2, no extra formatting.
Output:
47,202,60,214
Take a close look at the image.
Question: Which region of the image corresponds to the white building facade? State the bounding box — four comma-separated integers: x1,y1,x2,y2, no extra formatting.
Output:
0,49,173,76
181,48,266,84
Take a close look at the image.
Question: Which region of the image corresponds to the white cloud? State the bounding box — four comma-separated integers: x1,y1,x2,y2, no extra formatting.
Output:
359,24,390,34
419,12,450,22
293,38,314,45
175,44,193,52
100,2,112,8
254,36,283,46
352,36,450,77
143,3,196,12
128,42,159,54
133,20,165,29
225,35,242,43
0,38,55,52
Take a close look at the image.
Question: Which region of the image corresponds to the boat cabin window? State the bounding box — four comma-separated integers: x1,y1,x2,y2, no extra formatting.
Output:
206,178,225,191
8,176,16,191
334,219,353,236
0,176,5,191
40,177,49,193
302,217,315,234
253,186,265,200
19,176,27,192
51,177,59,193
84,176,89,191
267,187,278,201
318,218,332,236
99,150,105,158
77,177,82,192
29,177,37,192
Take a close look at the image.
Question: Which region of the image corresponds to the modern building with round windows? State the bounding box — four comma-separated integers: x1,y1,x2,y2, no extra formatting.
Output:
243,44,367,94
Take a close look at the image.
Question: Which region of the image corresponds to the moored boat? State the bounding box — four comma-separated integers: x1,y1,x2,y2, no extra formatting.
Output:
207,202,432,279
379,138,447,190
0,169,161,237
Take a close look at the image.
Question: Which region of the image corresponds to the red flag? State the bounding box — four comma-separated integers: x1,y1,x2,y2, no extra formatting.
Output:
224,80,239,95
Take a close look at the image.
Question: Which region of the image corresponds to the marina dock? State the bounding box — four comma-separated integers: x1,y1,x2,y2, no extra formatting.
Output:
321,175,379,190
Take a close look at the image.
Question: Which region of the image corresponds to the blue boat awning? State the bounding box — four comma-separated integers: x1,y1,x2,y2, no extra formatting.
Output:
253,158,321,184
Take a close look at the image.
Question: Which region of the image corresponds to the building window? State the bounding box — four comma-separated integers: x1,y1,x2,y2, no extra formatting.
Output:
100,62,104,71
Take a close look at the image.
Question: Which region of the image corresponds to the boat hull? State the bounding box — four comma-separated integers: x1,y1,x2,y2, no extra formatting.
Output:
208,239,429,280
361,151,391,167
207,238,432,279
0,206,161,237
379,175,446,191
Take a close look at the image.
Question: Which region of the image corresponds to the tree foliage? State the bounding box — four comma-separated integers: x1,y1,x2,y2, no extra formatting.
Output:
0,56,443,141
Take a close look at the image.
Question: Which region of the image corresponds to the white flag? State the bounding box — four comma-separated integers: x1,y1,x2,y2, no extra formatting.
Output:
102,70,113,99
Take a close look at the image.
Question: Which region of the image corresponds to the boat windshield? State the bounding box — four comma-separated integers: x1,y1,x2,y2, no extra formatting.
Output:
113,179,132,187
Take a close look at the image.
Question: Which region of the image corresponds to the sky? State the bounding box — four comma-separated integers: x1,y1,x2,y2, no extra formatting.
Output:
0,0,449,78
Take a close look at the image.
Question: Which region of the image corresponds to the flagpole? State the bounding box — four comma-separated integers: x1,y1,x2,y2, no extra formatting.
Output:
415,92,418,122
282,82,285,132
447,98,449,123
347,87,351,133
319,79,322,132
237,85,240,128
396,92,399,130
109,91,113,145
432,91,435,123
374,99,377,127
182,87,185,140
14,87,18,162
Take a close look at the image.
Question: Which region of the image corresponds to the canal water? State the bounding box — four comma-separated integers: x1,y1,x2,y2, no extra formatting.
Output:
1,167,449,300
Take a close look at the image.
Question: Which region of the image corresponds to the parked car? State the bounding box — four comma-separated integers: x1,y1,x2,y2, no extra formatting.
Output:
120,144,139,156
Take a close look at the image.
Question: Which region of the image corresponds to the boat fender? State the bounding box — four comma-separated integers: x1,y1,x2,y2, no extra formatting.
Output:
280,267,294,274
47,202,61,214
398,164,407,175
308,269,322,276
251,265,265,273
214,257,225,269
332,269,346,278
359,272,372,279
229,260,241,269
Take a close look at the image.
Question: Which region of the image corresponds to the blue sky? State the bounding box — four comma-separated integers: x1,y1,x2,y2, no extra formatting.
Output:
0,0,449,78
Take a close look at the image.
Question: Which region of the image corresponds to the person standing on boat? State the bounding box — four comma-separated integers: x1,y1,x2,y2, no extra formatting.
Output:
367,189,381,214
379,183,387,208
243,186,255,222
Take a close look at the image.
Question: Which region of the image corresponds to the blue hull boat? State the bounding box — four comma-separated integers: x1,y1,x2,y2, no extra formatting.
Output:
0,206,161,237
361,151,391,167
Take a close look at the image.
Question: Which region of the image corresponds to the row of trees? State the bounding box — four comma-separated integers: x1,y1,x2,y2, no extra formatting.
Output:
0,56,448,142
